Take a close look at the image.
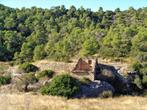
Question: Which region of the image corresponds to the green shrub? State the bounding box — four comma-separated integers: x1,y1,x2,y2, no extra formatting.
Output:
131,61,147,89
22,72,38,83
19,62,39,73
40,74,80,98
40,85,50,95
16,72,38,92
0,75,11,86
33,45,46,61
133,76,143,89
142,76,147,87
36,70,54,79
132,61,143,72
99,90,113,98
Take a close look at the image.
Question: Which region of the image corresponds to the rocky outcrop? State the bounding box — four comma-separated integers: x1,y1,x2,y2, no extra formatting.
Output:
27,83,41,91
94,61,130,94
75,80,115,98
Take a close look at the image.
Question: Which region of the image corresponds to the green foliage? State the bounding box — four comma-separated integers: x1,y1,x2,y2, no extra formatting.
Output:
40,74,80,98
0,4,146,63
131,61,147,89
21,72,38,84
40,85,49,95
142,76,147,87
0,75,11,86
19,62,39,73
22,73,38,83
131,61,143,72
16,72,38,92
101,26,133,57
80,37,99,56
36,69,54,79
131,28,147,62
33,45,46,61
133,76,143,89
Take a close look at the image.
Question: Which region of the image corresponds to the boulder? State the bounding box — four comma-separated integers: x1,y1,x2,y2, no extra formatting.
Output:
27,83,41,91
75,80,115,98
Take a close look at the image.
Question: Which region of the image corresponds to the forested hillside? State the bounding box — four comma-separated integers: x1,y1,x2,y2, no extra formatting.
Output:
0,4,146,64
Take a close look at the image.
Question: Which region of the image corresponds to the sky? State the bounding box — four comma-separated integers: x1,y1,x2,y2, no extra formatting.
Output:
0,0,147,11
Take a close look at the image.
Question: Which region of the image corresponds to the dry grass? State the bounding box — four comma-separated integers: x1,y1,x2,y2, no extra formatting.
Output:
0,94,146,110
0,62,10,75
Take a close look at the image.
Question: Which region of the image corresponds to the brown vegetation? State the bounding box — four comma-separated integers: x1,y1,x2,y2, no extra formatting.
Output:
0,94,146,110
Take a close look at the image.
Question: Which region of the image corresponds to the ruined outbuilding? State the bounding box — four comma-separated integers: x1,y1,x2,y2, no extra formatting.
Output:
72,58,92,74
94,59,130,94
72,58,130,94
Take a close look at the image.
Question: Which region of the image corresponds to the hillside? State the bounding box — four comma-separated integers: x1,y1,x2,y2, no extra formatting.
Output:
5,58,130,81
0,4,147,109
0,4,146,85
0,4,146,64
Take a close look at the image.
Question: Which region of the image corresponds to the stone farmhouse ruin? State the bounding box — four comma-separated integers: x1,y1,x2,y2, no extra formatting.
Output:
8,58,133,96
72,58,92,73
30,58,131,94
72,58,130,94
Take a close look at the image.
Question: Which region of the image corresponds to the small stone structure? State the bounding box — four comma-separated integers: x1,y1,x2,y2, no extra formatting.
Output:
73,58,130,94
72,58,92,74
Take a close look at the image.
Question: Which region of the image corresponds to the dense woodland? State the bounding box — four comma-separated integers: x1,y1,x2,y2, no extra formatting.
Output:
0,4,147,94
0,4,146,62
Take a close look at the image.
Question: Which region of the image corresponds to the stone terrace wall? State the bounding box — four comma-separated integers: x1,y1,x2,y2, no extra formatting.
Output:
33,60,76,73
33,58,130,74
